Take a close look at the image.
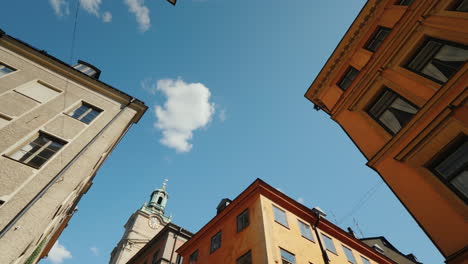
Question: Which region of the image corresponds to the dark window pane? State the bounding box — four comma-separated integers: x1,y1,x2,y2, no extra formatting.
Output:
210,232,222,253
70,103,102,123
82,109,101,124
11,134,65,168
27,155,48,168
366,27,391,52
431,138,468,202
298,220,314,241
237,250,252,264
398,0,414,5
237,209,249,232
273,205,288,227
71,105,88,119
406,39,468,83
337,67,359,91
321,234,337,254
453,0,468,12
342,246,357,264
189,250,198,264
280,248,295,264
368,89,419,135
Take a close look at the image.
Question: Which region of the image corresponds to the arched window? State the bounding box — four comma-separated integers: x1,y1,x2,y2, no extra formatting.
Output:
157,197,163,205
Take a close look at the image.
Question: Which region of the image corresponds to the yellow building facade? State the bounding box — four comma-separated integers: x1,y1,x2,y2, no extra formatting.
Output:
177,179,396,264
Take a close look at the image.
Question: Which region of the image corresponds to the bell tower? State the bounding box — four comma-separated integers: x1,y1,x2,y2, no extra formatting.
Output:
109,180,171,264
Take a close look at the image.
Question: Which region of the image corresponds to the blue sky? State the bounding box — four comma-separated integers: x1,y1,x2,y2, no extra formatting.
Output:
1,0,444,263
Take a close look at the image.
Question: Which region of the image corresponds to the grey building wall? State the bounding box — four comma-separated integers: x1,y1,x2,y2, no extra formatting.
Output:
0,33,146,264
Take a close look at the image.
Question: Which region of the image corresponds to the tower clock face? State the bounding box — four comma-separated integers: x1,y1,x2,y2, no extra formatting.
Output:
148,216,159,229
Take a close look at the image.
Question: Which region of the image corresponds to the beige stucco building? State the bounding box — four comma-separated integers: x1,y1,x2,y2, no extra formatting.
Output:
0,29,147,264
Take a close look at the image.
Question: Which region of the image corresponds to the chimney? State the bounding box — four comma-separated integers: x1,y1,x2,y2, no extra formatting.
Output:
347,227,356,238
406,253,419,262
216,198,232,215
311,207,327,218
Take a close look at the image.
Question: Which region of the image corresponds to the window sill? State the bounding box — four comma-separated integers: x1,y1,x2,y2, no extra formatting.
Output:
274,220,290,229
301,235,316,243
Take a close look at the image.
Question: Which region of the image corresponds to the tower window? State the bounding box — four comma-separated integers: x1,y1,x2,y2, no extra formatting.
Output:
9,132,66,168
273,205,288,228
342,245,357,264
210,231,222,253
280,248,296,264
406,38,468,84
237,250,252,264
0,63,15,77
321,234,337,254
157,197,163,205
337,67,359,91
429,136,468,203
365,27,391,52
367,88,419,135
237,209,249,232
68,102,102,124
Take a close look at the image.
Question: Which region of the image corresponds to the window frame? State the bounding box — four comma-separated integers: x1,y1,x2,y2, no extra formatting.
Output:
67,102,103,124
427,135,468,204
236,250,252,264
237,208,250,232
6,131,67,169
404,38,468,84
337,67,359,91
189,250,198,264
320,233,337,255
0,62,16,78
366,87,420,136
342,245,357,264
210,231,222,253
280,248,296,264
272,205,289,228
297,220,314,242
365,27,391,52
360,256,371,264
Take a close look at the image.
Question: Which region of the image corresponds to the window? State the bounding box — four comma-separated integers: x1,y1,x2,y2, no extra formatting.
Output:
298,220,314,241
337,67,359,91
406,38,468,83
15,81,60,103
176,255,184,264
451,0,468,11
189,250,198,264
342,246,357,264
69,102,102,124
398,0,414,5
361,256,371,264
9,132,66,168
273,205,288,227
429,136,468,203
367,88,419,135
237,209,249,232
210,231,222,253
237,250,252,264
0,63,15,77
321,234,337,254
280,248,296,264
365,27,391,52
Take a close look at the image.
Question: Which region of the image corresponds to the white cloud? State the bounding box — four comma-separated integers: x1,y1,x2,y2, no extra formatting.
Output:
47,240,72,264
154,78,215,152
218,108,227,122
297,197,305,204
80,0,101,16
124,0,151,32
102,11,112,22
50,0,70,16
90,246,99,256
141,77,158,94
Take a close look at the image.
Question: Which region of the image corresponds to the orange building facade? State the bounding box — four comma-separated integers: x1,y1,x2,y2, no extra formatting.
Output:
304,0,467,263
176,179,396,264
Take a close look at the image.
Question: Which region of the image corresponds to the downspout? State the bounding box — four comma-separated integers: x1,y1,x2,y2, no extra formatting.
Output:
169,227,182,264
0,98,136,239
312,216,330,264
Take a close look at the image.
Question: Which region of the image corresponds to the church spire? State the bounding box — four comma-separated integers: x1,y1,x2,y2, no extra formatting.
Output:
146,179,169,215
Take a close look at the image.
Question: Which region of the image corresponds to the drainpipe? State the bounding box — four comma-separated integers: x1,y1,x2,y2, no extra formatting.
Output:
0,98,136,239
312,208,329,264
169,227,182,264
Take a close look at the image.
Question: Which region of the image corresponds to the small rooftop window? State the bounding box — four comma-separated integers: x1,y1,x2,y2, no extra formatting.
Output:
73,60,101,79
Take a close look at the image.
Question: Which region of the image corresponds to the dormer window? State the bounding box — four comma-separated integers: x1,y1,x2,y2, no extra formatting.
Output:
73,60,101,79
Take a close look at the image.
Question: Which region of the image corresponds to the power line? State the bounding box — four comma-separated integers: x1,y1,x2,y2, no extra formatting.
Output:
337,181,383,224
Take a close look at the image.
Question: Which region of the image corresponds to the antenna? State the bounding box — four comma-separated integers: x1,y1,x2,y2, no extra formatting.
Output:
353,218,365,238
